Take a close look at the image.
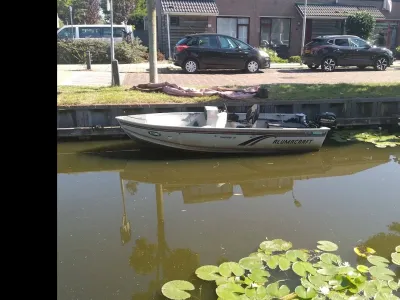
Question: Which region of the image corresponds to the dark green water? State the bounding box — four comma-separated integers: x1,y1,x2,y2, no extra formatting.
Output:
57,140,400,300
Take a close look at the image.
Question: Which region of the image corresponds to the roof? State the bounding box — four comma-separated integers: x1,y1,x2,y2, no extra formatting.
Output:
295,3,386,19
161,0,219,16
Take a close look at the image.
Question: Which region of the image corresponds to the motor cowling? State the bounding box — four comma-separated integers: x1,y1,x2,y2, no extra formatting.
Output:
315,112,337,128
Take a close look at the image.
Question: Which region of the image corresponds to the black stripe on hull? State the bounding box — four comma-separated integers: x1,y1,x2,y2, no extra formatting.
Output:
117,120,326,138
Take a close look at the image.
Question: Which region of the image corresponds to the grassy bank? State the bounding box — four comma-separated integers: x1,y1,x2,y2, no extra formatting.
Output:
57,83,400,106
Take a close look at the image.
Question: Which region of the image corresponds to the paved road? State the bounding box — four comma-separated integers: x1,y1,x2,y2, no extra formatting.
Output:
123,66,400,87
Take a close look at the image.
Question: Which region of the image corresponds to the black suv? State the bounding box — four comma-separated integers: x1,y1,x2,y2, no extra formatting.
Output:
302,35,394,72
173,33,271,73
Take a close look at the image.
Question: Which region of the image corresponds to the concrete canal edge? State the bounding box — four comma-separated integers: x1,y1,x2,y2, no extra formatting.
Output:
57,97,400,139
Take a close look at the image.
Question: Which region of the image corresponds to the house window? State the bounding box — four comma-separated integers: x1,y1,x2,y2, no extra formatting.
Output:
260,18,291,48
217,17,249,43
170,16,179,26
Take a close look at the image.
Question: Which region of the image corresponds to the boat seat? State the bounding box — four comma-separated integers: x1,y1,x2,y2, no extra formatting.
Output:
202,111,227,128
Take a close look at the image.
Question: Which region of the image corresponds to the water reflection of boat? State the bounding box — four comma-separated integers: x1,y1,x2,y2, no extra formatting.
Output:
119,146,397,203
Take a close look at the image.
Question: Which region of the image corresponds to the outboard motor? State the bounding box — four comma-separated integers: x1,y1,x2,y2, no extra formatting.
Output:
295,113,308,127
315,112,337,128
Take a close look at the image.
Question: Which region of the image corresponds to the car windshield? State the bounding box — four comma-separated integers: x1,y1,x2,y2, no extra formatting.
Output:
234,39,253,50
176,37,190,45
306,38,325,47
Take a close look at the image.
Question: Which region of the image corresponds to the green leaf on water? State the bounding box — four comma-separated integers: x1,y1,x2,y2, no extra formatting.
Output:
248,269,270,284
293,261,307,277
265,282,290,298
295,249,310,262
216,276,234,286
259,239,292,252
245,286,268,299
354,246,376,258
239,257,263,271
219,262,245,278
216,283,245,300
308,275,328,289
391,252,400,265
317,241,339,252
161,280,195,300
286,250,298,262
301,278,316,290
295,286,317,299
195,265,220,281
367,255,390,267
395,245,400,253
356,265,369,273
388,280,399,291
317,266,338,276
369,266,395,281
279,257,291,271
320,253,342,265
266,255,279,269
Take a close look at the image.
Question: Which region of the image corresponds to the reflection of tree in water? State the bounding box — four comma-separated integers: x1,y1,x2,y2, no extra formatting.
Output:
126,181,139,195
129,238,157,275
357,222,400,278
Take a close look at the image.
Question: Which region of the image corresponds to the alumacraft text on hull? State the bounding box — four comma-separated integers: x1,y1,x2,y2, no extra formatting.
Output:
115,104,337,154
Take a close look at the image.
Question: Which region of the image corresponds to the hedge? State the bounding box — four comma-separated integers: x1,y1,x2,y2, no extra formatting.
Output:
57,38,164,64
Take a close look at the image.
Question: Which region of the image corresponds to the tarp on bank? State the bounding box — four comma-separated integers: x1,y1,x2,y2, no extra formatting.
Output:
128,82,260,100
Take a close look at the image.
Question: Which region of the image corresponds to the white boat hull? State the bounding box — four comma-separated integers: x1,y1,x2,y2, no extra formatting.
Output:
116,113,330,154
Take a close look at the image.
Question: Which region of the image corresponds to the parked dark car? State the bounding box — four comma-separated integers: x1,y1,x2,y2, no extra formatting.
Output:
301,35,394,72
173,33,271,73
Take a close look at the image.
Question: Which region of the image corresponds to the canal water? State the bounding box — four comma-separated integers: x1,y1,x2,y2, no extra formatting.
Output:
57,140,400,300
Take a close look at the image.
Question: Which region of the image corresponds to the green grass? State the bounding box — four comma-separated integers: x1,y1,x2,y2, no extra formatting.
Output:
57,83,400,106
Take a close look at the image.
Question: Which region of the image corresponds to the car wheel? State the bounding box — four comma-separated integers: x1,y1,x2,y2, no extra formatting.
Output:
246,59,260,73
321,57,336,72
374,57,388,71
307,64,320,70
183,59,198,73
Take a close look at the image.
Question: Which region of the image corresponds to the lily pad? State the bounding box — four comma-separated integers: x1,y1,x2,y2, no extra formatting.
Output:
216,276,236,286
295,249,310,262
369,266,395,281
266,255,279,269
308,275,328,289
219,262,245,278
245,286,268,299
354,246,376,258
356,265,369,273
278,256,291,271
388,280,399,291
367,255,390,267
216,283,245,300
239,257,263,271
317,266,338,276
195,265,220,281
396,245,400,253
293,261,317,277
391,252,400,265
259,239,292,252
320,253,341,265
301,278,316,290
248,269,270,284
295,286,317,299
286,250,298,262
317,241,338,252
266,282,290,298
161,280,195,300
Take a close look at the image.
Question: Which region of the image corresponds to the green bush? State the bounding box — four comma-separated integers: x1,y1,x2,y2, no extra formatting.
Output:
345,11,376,39
396,46,400,54
57,37,148,64
288,56,301,63
259,48,288,63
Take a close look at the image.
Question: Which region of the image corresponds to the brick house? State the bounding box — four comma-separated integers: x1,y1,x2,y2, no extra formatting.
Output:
155,0,400,58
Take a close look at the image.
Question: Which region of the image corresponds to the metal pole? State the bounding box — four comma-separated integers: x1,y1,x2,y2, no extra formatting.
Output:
110,0,115,85
69,6,74,39
300,0,307,65
166,14,171,60
147,0,158,83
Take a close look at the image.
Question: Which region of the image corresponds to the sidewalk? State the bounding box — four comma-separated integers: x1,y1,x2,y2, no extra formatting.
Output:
57,60,400,86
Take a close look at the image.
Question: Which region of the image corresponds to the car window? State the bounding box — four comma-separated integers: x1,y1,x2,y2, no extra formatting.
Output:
334,38,349,46
233,39,252,50
79,27,102,38
187,37,199,46
349,37,368,48
219,36,237,49
177,37,190,45
58,28,73,39
306,38,325,46
103,27,124,38
196,36,219,48
327,39,334,44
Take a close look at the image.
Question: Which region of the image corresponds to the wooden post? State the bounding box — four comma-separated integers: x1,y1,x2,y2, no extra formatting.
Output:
86,51,91,70
112,59,120,86
147,0,158,83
